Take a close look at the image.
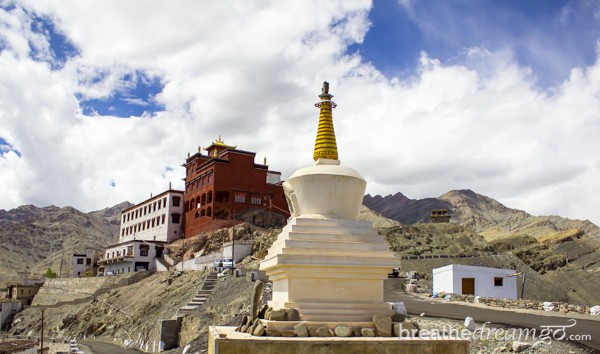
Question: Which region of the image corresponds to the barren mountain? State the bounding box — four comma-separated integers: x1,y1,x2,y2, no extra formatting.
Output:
0,202,132,287
439,189,600,241
364,189,600,304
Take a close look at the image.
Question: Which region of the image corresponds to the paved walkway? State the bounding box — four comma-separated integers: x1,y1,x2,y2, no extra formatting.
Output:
79,341,142,354
385,287,600,351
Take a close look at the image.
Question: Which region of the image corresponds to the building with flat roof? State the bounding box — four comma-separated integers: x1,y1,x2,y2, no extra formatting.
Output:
182,137,289,237
119,189,184,243
433,264,518,299
98,189,183,275
72,248,101,277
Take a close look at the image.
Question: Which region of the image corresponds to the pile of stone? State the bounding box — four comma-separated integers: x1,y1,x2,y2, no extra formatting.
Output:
446,294,592,315
236,310,420,338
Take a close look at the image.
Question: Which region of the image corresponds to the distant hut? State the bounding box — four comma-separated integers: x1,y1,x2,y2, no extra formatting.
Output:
430,209,450,223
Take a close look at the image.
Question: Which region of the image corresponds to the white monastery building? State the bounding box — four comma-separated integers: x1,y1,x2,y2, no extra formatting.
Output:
433,264,518,300
99,189,184,275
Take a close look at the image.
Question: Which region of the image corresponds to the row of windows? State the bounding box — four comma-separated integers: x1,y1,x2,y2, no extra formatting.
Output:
106,244,149,259
122,196,182,223
121,213,181,236
234,192,264,205
187,170,213,191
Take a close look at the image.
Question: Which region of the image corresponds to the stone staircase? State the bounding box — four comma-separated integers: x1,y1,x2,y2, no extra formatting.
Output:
174,271,218,317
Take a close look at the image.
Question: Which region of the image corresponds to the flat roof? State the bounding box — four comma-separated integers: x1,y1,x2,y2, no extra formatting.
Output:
433,264,516,274
122,189,184,213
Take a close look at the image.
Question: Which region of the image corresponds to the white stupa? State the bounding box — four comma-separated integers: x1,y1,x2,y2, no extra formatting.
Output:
260,82,400,322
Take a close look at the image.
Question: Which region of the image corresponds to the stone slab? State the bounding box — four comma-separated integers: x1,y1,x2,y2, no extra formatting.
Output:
208,326,469,354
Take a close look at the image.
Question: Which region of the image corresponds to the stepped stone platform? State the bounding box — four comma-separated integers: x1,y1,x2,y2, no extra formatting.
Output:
208,326,469,354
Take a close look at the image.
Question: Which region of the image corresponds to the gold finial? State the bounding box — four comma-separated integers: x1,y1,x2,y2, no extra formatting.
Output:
313,81,338,161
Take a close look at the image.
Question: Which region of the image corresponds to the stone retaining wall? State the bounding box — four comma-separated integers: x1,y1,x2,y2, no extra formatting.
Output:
32,272,152,306
446,294,591,315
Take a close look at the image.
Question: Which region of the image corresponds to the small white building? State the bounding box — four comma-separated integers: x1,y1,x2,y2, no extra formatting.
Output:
99,240,167,274
433,264,518,299
72,248,100,277
119,189,184,243
223,240,254,263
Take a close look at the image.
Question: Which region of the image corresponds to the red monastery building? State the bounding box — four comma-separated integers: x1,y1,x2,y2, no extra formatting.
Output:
182,137,289,238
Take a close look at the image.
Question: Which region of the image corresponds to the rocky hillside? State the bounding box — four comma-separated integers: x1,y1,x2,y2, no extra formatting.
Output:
364,189,600,305
0,202,132,287
363,193,451,224
438,189,600,241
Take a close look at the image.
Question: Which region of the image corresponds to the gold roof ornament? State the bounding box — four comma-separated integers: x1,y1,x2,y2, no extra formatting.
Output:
204,135,237,150
313,81,339,161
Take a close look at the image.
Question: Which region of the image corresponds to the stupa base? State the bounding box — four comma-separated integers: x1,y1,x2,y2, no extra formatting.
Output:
208,326,469,354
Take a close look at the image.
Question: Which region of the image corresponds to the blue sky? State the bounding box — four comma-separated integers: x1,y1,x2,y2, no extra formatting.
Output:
352,0,600,87
1,0,600,226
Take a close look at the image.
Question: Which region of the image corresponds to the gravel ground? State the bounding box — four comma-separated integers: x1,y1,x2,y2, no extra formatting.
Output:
414,316,596,354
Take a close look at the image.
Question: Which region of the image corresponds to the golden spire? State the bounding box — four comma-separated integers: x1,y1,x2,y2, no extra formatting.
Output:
313,81,338,161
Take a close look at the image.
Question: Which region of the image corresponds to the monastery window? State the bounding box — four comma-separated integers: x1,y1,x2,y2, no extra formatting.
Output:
152,219,155,228
77,258,84,264
494,277,503,287
185,201,190,212
208,191,213,203
251,196,262,205
201,176,206,185
200,209,206,217
173,196,181,207
216,191,229,203
156,216,160,225
163,197,167,208
121,229,125,236
135,210,138,218
207,207,212,217
127,246,133,256
195,211,200,218
153,202,157,212
207,171,213,183
162,214,166,224
117,251,120,257
122,215,126,223
147,220,151,229
171,213,181,224
201,194,207,205
140,244,149,257
234,192,246,203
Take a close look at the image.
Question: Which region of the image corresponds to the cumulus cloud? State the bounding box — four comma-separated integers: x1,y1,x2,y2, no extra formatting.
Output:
1,0,600,227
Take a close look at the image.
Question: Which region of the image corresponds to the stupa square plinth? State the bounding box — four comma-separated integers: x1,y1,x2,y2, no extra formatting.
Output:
259,82,399,322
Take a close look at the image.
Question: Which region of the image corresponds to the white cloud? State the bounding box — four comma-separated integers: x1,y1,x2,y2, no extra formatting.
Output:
1,1,600,228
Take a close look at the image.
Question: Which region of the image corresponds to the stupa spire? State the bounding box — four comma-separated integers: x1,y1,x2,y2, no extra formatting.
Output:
313,81,339,161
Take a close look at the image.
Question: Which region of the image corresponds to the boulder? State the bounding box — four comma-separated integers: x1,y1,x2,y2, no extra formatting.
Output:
334,326,353,337
464,316,475,331
308,326,319,337
394,322,419,337
253,322,266,336
361,328,376,337
316,326,331,337
294,322,309,337
251,281,265,320
511,341,531,352
590,305,600,316
373,315,392,337
352,327,362,337
286,308,301,321
268,309,287,321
